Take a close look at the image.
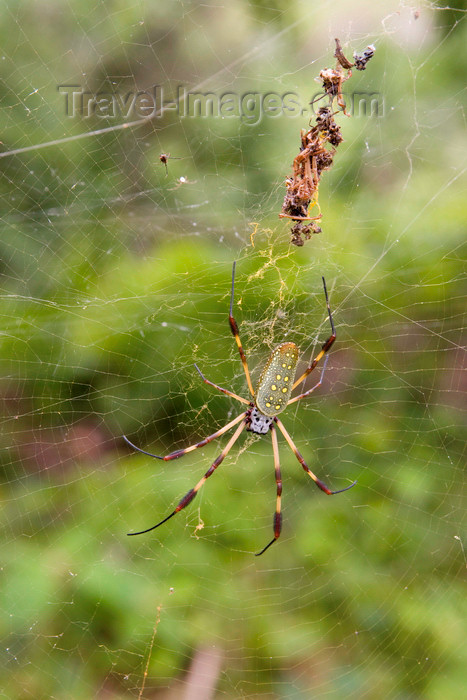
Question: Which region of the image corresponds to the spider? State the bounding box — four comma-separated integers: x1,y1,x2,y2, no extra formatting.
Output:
158,152,181,175
124,262,356,555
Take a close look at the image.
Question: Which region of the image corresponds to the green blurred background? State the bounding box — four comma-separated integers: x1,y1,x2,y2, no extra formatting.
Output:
1,1,466,698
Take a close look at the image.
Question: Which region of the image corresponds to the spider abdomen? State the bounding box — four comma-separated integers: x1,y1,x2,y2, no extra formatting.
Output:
255,342,299,417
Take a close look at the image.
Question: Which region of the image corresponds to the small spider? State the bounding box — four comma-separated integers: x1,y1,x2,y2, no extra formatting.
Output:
158,152,181,175
169,175,197,190
124,262,356,555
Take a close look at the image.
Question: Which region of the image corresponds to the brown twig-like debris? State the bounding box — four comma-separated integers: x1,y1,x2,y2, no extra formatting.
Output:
280,38,375,246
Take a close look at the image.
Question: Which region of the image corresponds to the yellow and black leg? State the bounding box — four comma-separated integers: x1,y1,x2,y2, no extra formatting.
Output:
287,355,329,406
292,276,336,390
123,412,246,462
256,424,282,556
229,261,255,397
194,363,250,405
275,418,356,495
127,419,246,536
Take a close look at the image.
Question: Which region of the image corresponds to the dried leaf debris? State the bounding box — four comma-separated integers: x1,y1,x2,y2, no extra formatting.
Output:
280,38,375,246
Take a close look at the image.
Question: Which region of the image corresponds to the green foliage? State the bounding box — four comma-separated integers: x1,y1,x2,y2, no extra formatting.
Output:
1,2,466,699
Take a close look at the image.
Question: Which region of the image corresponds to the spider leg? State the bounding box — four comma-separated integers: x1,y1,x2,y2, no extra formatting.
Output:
287,355,329,406
127,419,246,536
292,276,336,390
229,261,255,398
275,418,356,495
123,411,246,462
256,424,282,556
194,363,250,405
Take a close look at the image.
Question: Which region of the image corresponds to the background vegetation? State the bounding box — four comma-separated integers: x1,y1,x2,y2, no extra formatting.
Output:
1,1,466,698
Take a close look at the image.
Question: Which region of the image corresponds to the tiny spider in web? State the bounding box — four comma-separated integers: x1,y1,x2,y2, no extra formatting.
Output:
124,262,356,555
158,152,181,176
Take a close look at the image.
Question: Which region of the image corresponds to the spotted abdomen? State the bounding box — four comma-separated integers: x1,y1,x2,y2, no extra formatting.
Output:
255,342,299,417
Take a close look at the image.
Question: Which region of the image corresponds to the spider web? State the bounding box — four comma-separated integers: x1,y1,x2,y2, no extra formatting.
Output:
1,1,466,698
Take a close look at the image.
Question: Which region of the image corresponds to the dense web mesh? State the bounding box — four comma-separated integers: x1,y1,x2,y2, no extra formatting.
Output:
1,2,466,699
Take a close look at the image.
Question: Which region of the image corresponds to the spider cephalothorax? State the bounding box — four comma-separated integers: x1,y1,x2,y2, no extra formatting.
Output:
245,406,273,435
124,262,355,555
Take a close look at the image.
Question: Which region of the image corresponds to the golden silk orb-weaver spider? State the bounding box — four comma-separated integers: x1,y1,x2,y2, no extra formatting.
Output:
124,262,356,555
